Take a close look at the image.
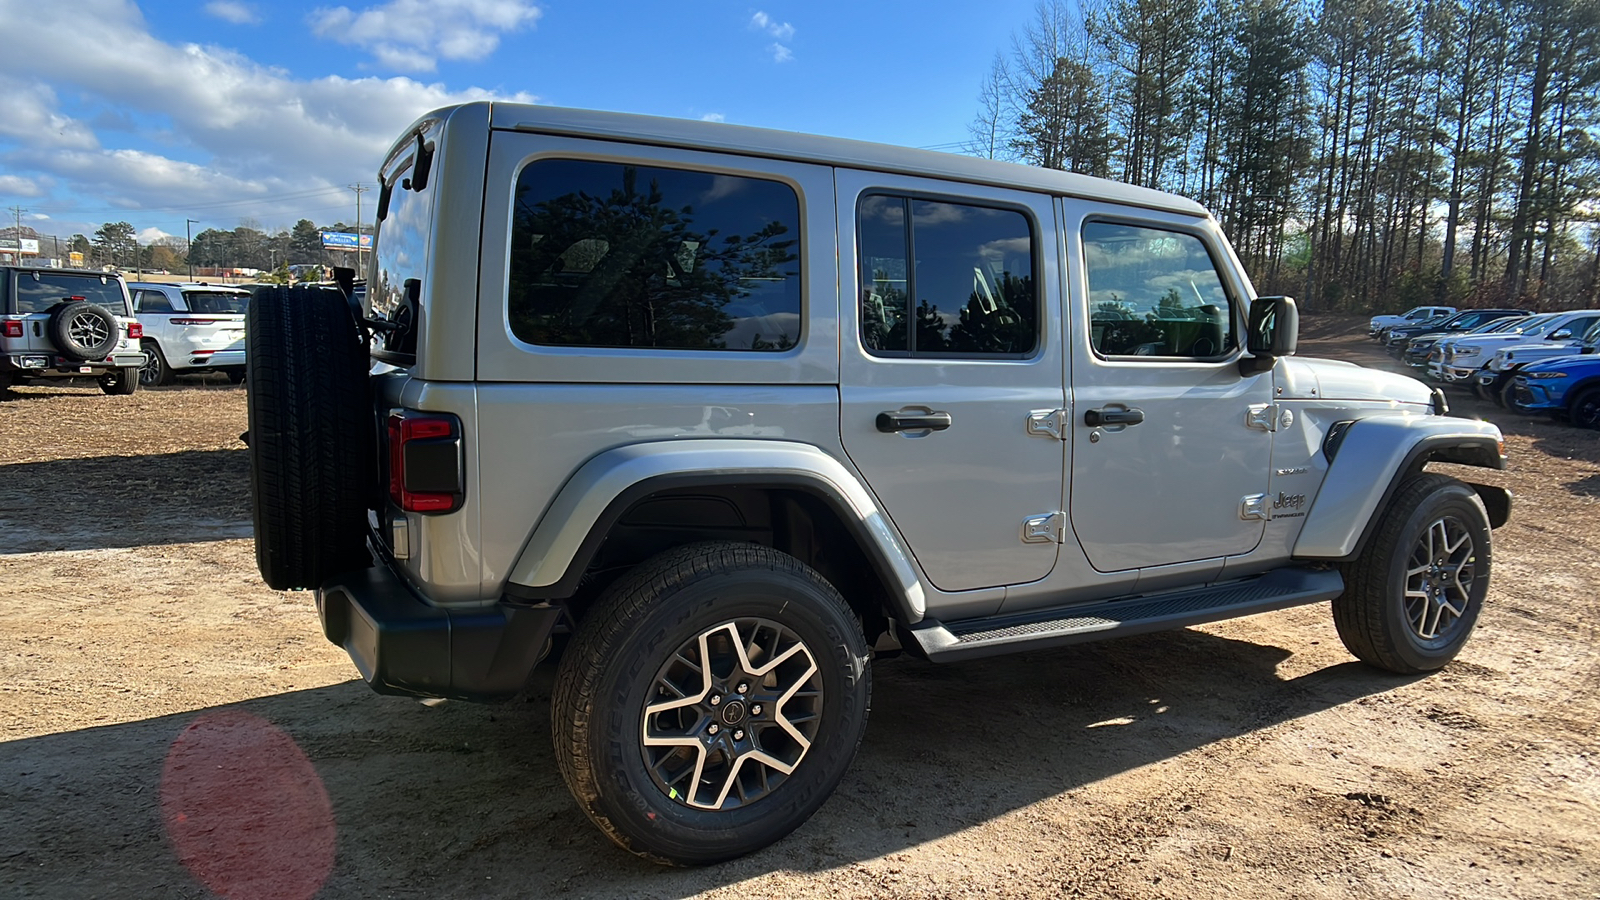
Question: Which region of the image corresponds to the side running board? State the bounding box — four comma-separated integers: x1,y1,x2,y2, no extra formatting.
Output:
906,567,1344,663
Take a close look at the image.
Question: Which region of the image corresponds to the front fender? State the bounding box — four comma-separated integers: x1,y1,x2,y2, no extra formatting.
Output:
1293,415,1504,559
504,439,927,621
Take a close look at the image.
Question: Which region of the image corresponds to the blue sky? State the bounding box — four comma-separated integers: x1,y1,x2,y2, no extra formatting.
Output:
0,0,1035,246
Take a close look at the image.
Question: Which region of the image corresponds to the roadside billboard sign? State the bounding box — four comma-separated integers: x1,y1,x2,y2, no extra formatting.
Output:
319,232,371,249
0,238,40,255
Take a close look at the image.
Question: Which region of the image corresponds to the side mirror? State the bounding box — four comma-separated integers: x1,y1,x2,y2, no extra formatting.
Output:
1241,296,1298,374
1551,329,1573,340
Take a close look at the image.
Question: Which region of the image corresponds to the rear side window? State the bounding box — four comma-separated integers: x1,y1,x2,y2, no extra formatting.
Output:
857,194,1037,356
13,272,129,315
135,290,174,313
508,159,802,352
183,291,248,314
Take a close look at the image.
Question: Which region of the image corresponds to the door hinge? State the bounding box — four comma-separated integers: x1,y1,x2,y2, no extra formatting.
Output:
1240,493,1270,520
1022,511,1066,543
1026,408,1069,440
1246,403,1277,432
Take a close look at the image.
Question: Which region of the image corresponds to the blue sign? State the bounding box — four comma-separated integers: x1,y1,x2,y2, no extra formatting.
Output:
320,232,371,249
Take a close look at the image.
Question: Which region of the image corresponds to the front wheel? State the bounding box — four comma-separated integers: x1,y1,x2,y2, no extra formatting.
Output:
552,542,871,865
1336,474,1491,674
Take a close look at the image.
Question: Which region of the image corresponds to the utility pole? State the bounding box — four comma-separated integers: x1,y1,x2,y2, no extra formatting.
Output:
350,184,368,274
186,218,198,279
7,206,24,267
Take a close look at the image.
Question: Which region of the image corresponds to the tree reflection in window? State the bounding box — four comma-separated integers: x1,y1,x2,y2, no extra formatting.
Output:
1083,222,1234,358
509,160,801,351
858,195,1036,356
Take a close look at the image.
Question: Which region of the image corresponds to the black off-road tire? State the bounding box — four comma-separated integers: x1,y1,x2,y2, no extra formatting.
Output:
552,542,871,866
48,301,120,361
246,285,375,590
99,366,139,395
1335,473,1491,674
140,340,175,386
1567,386,1600,429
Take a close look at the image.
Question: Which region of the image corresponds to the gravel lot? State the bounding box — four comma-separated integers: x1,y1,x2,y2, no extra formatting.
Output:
2,319,1597,900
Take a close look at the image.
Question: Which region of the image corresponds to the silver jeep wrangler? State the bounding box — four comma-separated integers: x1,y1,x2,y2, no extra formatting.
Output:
246,102,1510,865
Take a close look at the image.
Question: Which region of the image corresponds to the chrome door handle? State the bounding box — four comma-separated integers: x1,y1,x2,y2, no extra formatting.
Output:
1084,407,1144,427
876,410,953,433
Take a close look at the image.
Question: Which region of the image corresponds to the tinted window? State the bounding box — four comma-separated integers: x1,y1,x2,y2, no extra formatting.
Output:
1083,222,1234,358
858,195,1037,356
509,159,802,352
136,290,174,313
183,291,248,314
13,272,129,315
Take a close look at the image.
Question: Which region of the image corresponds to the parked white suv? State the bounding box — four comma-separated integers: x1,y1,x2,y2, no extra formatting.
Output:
245,103,1510,865
128,282,250,385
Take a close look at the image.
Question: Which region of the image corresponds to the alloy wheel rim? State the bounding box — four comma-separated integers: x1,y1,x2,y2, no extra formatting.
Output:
1403,515,1476,643
68,311,110,348
640,618,823,810
140,348,162,385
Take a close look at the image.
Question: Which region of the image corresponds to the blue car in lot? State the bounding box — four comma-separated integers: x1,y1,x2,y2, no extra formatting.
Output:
1509,352,1600,427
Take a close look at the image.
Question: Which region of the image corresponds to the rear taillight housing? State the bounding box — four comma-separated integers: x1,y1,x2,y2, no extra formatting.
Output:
127,322,143,339
387,410,464,514
1,321,21,338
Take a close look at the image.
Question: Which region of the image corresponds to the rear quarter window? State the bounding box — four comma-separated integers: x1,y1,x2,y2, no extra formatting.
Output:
507,159,802,352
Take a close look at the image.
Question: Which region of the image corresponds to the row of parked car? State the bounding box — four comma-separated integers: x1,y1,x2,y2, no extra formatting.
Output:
0,265,251,394
1369,304,1600,427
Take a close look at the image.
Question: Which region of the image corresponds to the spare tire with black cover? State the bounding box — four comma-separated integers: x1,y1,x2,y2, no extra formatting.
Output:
49,301,119,361
246,285,376,590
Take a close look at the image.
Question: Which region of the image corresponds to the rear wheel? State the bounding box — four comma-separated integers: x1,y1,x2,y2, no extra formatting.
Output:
245,285,375,590
99,367,139,395
140,341,175,386
1336,474,1491,674
553,542,871,865
1568,386,1600,429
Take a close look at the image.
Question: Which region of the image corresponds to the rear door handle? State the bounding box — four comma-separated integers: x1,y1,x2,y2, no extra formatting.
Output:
1084,407,1145,427
876,410,953,433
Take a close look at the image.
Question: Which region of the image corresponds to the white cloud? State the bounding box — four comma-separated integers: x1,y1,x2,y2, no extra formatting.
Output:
750,11,794,41
29,212,51,220
699,113,725,123
311,0,541,72
204,1,260,25
0,0,537,230
0,175,48,198
769,43,793,63
0,78,99,151
137,226,171,243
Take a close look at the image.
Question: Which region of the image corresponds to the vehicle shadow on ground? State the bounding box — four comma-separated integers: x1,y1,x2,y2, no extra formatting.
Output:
0,627,1418,899
0,449,249,553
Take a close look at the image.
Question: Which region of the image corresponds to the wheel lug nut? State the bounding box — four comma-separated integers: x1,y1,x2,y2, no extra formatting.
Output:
737,683,749,694
751,704,762,716
708,723,719,735
709,695,721,706
733,729,745,741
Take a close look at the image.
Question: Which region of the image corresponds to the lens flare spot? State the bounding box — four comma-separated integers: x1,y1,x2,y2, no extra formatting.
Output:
161,710,336,900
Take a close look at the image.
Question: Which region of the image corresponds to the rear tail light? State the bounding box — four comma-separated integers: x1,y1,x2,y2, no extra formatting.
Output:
127,323,143,338
387,410,464,514
2,321,21,338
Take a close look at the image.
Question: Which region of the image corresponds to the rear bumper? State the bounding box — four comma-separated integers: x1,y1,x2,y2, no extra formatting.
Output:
316,561,562,701
3,351,144,373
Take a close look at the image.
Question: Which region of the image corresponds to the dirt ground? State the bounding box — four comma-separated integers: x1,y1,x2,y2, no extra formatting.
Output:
2,320,1597,900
